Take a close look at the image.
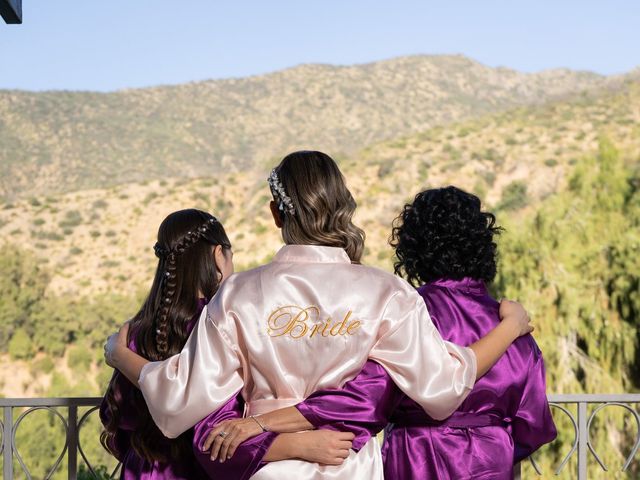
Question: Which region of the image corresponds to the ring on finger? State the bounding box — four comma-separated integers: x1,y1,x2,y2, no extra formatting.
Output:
218,431,228,438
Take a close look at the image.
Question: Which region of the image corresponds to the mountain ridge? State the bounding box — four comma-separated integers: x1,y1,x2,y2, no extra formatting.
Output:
2,54,636,201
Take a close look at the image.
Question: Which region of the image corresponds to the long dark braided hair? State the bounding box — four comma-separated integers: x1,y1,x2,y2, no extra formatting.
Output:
101,209,231,462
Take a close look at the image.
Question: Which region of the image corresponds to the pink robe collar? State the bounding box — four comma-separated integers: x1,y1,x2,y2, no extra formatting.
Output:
273,244,351,264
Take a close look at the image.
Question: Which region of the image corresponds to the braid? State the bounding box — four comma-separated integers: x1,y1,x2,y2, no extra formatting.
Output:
152,217,219,357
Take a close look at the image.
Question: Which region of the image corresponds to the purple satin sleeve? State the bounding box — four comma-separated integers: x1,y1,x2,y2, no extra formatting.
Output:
511,342,558,462
295,360,401,451
192,392,278,480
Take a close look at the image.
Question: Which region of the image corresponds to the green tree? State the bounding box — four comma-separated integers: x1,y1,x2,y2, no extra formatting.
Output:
8,328,34,360
0,246,48,349
497,180,528,211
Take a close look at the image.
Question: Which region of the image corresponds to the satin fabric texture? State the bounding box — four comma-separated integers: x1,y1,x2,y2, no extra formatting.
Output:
99,299,209,480
100,299,283,480
297,278,557,480
138,245,477,479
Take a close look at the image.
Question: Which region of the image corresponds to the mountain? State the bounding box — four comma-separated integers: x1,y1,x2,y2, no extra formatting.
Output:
0,54,623,200
1,79,638,298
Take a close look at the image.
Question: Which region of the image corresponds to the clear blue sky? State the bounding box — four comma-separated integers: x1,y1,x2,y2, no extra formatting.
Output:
1,0,638,91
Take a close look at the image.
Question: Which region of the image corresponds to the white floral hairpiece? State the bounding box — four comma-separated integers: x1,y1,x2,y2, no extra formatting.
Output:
267,169,295,216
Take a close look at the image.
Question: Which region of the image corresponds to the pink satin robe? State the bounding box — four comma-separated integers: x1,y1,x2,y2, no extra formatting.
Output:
138,245,477,479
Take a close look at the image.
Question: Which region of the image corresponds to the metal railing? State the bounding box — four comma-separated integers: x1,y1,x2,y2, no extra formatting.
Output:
0,397,117,480
1,394,639,479
513,394,640,479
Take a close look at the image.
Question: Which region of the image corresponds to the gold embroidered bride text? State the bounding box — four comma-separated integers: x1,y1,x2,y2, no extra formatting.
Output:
267,305,361,339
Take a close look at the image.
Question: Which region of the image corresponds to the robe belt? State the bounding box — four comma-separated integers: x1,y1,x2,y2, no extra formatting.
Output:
393,412,511,429
244,398,303,417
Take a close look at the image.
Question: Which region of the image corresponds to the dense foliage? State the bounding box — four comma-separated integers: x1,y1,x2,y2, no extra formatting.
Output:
493,140,639,476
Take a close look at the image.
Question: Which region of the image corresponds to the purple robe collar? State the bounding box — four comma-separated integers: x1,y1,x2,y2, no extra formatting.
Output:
425,277,488,295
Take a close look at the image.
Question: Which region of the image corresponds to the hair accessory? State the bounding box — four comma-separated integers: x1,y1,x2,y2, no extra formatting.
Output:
267,169,295,216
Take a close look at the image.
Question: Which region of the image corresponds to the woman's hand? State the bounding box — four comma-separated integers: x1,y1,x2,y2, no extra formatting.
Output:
203,417,264,462
499,299,533,338
294,430,354,465
104,322,129,368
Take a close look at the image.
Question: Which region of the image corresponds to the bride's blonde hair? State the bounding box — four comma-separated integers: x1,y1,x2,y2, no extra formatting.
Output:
271,151,365,263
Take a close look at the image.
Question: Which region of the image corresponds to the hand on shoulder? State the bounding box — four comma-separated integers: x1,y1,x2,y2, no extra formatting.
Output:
104,321,130,368
499,299,533,338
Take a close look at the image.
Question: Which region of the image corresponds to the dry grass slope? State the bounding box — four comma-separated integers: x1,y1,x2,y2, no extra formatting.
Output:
1,80,639,298
1,55,628,201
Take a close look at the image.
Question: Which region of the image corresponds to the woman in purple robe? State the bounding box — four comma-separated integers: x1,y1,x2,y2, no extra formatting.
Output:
100,209,359,479
100,209,235,479
383,186,557,478
294,186,557,479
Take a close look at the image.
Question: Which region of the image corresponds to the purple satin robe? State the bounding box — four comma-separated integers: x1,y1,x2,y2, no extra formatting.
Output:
192,386,381,480
101,299,276,480
192,394,278,480
297,278,557,480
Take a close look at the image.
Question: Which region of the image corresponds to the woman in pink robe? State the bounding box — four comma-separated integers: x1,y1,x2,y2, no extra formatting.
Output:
105,152,533,480
100,208,357,480
284,186,556,479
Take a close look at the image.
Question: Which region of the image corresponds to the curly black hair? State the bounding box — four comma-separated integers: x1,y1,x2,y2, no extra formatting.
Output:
390,186,502,287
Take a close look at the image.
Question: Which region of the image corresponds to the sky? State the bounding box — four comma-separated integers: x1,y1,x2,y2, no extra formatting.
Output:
1,0,639,91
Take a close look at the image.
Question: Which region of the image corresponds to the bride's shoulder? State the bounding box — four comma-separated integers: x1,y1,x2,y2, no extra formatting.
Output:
350,263,415,291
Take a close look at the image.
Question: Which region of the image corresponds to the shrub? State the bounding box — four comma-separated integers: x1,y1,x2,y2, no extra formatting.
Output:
377,161,395,179
143,192,159,205
498,181,528,211
31,356,55,375
59,210,83,229
33,230,64,241
68,345,93,372
253,224,268,235
8,329,34,360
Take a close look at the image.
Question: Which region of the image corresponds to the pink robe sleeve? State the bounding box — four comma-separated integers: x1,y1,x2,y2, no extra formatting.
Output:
192,392,277,480
295,360,402,450
512,340,557,462
368,283,477,420
138,283,246,438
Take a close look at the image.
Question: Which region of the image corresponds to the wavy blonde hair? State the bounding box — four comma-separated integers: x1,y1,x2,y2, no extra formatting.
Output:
273,151,365,263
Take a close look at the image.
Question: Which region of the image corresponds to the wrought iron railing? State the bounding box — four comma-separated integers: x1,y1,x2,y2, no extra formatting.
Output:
0,397,118,480
1,394,639,479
